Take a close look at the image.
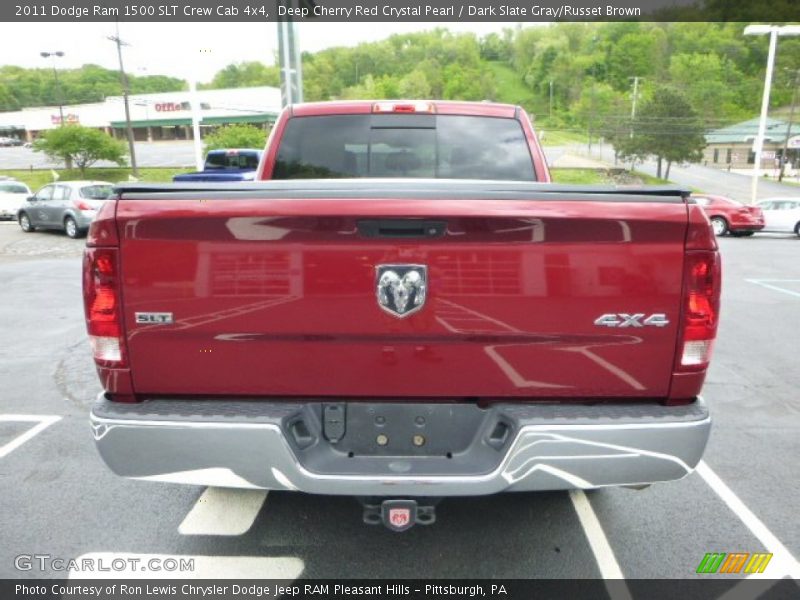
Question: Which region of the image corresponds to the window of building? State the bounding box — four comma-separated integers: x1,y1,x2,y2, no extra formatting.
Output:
713,149,719,163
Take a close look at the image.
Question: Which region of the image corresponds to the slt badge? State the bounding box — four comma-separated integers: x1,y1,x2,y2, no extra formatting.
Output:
376,265,427,318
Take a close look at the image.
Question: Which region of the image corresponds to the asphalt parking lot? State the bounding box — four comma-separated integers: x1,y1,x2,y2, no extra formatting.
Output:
0,141,196,170
0,220,797,592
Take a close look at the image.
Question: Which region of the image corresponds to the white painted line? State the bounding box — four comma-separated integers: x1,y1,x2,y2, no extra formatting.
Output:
696,461,800,579
569,490,633,600
179,487,268,536
746,279,800,299
69,552,304,579
0,415,61,459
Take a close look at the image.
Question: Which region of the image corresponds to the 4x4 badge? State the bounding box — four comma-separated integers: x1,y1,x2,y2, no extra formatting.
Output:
376,265,427,318
594,313,669,328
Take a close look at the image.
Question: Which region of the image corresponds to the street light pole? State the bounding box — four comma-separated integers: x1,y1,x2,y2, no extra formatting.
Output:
778,69,799,183
40,51,65,126
587,36,598,155
744,24,800,203
107,23,138,177
629,76,641,138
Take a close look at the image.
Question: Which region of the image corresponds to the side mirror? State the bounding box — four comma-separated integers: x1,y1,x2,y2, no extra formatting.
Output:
26,196,36,202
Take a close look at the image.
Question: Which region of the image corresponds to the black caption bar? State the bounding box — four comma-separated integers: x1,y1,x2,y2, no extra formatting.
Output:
2,0,795,22
4,579,800,600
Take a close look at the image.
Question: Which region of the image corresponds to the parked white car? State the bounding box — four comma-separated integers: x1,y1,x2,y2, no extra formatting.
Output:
756,198,800,237
0,180,31,220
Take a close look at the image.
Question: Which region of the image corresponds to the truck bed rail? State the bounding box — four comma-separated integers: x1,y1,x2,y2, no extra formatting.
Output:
113,179,691,203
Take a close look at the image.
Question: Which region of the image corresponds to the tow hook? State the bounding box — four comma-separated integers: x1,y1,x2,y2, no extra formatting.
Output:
361,498,437,532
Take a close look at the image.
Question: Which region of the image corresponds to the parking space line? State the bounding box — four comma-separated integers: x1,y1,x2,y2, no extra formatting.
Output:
569,490,633,599
0,414,61,459
179,487,268,536
745,279,800,299
696,461,800,579
69,552,304,579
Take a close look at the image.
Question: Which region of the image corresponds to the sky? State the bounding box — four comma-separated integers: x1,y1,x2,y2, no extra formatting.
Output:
0,22,527,83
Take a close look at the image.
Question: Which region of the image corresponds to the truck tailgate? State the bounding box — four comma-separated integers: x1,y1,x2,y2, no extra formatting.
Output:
115,181,688,400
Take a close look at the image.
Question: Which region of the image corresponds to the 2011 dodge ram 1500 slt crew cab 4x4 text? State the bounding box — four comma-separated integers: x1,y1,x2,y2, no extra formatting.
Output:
85,101,719,531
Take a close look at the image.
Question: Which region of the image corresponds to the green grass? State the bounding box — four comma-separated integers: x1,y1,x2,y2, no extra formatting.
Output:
632,170,671,185
488,61,535,107
0,167,185,190
552,167,684,187
550,168,612,184
537,129,589,147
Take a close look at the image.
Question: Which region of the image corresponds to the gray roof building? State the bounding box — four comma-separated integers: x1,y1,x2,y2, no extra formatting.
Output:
705,117,791,145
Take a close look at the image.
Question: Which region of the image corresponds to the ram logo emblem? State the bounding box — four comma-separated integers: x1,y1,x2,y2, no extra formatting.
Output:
376,265,427,318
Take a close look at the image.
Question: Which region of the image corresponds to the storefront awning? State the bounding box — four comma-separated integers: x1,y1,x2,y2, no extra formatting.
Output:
110,113,278,128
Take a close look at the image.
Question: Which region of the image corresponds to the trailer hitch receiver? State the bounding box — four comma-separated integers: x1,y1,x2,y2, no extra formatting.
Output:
362,499,436,531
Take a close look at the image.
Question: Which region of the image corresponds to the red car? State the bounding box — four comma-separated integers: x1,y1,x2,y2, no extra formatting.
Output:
693,194,764,237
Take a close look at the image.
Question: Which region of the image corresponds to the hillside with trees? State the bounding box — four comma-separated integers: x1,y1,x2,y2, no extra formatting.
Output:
0,64,185,111
2,22,798,137
296,24,798,132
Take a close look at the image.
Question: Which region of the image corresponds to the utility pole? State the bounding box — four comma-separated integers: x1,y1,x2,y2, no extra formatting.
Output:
629,76,641,138
778,69,799,183
108,23,138,177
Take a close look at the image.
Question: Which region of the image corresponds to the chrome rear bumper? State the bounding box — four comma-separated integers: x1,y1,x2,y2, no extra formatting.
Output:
90,394,710,496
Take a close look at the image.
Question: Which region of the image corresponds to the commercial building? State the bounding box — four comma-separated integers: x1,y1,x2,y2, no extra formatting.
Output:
0,86,281,143
703,117,799,170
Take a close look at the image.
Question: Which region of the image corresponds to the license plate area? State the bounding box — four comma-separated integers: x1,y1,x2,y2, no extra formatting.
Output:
331,402,487,457
282,402,516,477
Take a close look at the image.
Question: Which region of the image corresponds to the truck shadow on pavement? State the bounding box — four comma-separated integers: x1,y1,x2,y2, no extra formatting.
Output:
216,490,599,578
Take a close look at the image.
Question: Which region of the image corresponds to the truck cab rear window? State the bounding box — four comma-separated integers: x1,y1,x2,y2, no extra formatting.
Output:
272,114,535,181
206,152,260,170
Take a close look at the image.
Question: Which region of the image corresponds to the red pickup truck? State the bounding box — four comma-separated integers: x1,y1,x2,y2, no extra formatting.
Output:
86,101,719,531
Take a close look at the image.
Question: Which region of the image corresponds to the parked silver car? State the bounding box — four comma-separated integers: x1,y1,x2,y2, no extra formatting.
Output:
18,181,114,238
756,198,800,236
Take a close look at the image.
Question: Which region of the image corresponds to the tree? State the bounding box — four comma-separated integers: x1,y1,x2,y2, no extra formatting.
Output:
205,62,279,89
617,86,706,178
33,125,127,175
203,124,267,154
669,53,746,123
0,64,184,111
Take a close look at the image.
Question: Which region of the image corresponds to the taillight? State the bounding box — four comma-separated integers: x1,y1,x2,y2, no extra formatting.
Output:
677,251,721,371
83,247,126,367
73,199,92,211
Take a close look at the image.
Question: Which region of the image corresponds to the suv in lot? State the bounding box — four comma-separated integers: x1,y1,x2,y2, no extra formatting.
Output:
18,181,114,238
